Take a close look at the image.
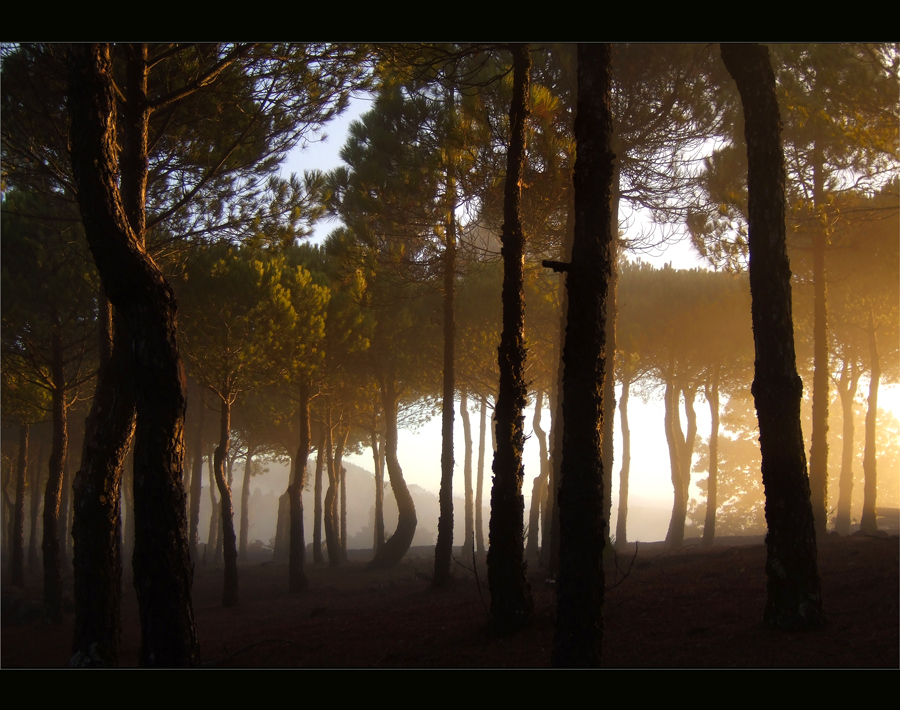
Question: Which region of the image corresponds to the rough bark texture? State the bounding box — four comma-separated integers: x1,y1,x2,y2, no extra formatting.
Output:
721,42,824,630
552,42,614,667
369,378,417,568
289,380,310,592
71,321,136,666
68,44,199,665
615,372,631,546
834,355,860,536
434,135,458,587
860,313,880,535
214,399,239,606
488,43,534,635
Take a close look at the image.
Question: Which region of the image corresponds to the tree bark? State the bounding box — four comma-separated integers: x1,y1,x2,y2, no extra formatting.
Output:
664,375,686,548
239,446,253,557
526,389,548,562
289,380,310,592
214,398,239,606
702,366,720,545
461,388,475,558
205,448,217,565
42,326,67,624
369,377,417,568
552,42,614,666
835,354,860,535
71,319,136,665
475,395,487,554
488,43,534,635
372,426,385,552
721,42,823,630
189,384,205,561
615,370,632,546
313,428,325,564
860,312,880,535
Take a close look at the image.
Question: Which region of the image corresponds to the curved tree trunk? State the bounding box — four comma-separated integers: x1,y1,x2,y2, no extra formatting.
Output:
615,370,632,546
475,395,487,555
664,375,686,548
324,405,340,566
204,448,217,565
372,426,385,552
213,398,239,606
369,377,417,569
834,354,861,535
553,42,614,667
526,389,548,562
860,313,880,535
721,42,823,630
702,365,720,545
488,43,534,635
289,380,310,592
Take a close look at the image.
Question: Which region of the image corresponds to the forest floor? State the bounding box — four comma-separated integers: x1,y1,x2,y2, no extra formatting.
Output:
2,532,897,668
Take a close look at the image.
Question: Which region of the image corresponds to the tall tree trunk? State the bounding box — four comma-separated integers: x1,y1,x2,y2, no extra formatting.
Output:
69,43,199,665
860,312,880,535
189,383,205,561
526,389,547,562
834,354,861,535
239,446,253,557
205,447,217,565
702,365,720,546
28,429,46,573
369,377,417,568
488,43,534,635
601,238,618,546
214,398,238,606
289,380,310,592
553,43,614,667
372,426,385,552
313,428,325,565
460,388,474,558
808,142,829,537
664,375,686,548
615,370,632,546
42,326,67,624
11,424,29,588
434,102,458,585
721,42,823,630
475,395,487,554
340,464,348,562
71,315,136,666
324,405,340,566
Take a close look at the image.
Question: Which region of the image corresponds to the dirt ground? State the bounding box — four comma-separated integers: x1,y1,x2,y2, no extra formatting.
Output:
2,533,897,668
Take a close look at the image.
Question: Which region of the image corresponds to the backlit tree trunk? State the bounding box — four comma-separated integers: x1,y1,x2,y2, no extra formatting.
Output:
526,389,548,562
42,326,67,624
860,311,880,535
702,365,720,545
214,397,239,606
553,42,614,667
313,429,325,564
475,395,487,554
289,380,310,592
11,424,29,588
835,354,860,535
461,388,474,558
721,42,823,630
615,371,632,546
488,43,534,634
69,43,199,664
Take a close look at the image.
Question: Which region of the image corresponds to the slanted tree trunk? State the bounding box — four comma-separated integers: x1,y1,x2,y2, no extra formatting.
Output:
615,370,632,546
369,376,417,568
289,380,310,592
475,395,487,554
664,375,686,548
553,42,614,667
205,448,217,565
11,424,29,588
721,42,823,630
324,406,341,567
835,353,861,535
213,397,239,606
702,365,720,545
860,311,880,535
488,43,534,634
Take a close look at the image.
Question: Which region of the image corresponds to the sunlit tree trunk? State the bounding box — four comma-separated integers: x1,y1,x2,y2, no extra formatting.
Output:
860,311,880,535
834,353,860,535
475,395,487,554
702,365,720,545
